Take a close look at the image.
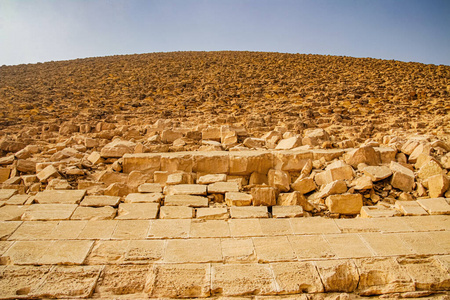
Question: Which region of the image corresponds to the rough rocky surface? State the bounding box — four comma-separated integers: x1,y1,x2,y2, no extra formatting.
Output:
0,51,449,299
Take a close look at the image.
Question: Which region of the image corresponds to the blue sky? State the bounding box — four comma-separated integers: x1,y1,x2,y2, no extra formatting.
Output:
1,0,449,66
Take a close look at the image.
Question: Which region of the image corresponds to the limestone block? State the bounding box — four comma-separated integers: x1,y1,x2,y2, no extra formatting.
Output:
395,200,428,216
124,240,165,263
147,219,191,239
97,171,128,186
0,266,51,299
211,264,277,296
225,192,252,206
374,146,397,164
0,155,15,165
36,165,59,182
360,206,399,218
124,193,163,203
16,159,36,173
138,183,162,193
275,136,301,150
146,264,211,298
0,205,27,221
409,143,431,163
116,203,159,219
0,221,21,240
315,164,354,186
427,174,449,198
160,129,183,143
302,128,329,146
253,236,296,262
243,137,265,149
315,180,347,200
325,193,363,215
196,207,229,220
208,181,240,193
351,175,373,190
163,184,207,195
6,194,29,205
356,257,415,296
126,170,153,189
417,198,450,215
80,195,121,207
401,140,421,155
344,146,381,168
159,206,195,219
271,261,324,293
123,153,161,174
291,177,316,194
164,238,222,263
221,238,256,263
229,151,273,175
0,189,17,200
202,126,221,141
397,257,450,291
251,186,277,206
272,205,304,218
110,220,149,240
390,161,415,192
189,219,230,238
194,151,229,174
164,195,209,207
197,173,227,184
249,172,268,185
315,259,359,292
160,153,193,173
21,204,78,221
87,151,103,165
273,151,313,171
230,206,268,218
418,160,444,180
0,168,11,183
268,169,290,192
363,165,392,182
277,192,304,206
33,189,86,204
100,139,136,158
95,265,151,295
71,206,116,220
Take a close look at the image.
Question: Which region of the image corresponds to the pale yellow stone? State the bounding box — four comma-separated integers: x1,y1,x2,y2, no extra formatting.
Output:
164,194,209,207
253,236,296,262
230,206,268,218
70,206,116,220
77,220,118,239
0,205,27,221
289,235,335,259
390,161,415,192
137,183,162,193
116,203,159,219
427,174,450,198
271,262,324,293
395,200,428,216
190,220,230,238
229,219,263,237
324,233,374,258
112,220,150,239
271,205,303,218
418,160,444,180
124,240,165,263
196,207,229,220
22,204,77,221
163,184,207,195
165,238,222,263
325,193,363,215
360,232,415,256
147,219,190,238
124,192,163,203
33,189,86,204
268,169,291,192
95,265,152,295
221,238,256,263
80,195,121,207
290,217,341,234
225,192,252,206
208,181,239,193
8,221,58,240
417,198,450,215
0,189,18,201
251,186,277,206
159,206,195,219
291,177,316,194
360,206,399,218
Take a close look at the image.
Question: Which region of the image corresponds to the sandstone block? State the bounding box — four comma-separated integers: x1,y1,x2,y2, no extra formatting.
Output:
208,181,239,193
315,180,348,199
0,189,17,200
272,261,324,293
147,219,190,239
197,173,227,184
418,160,443,180
351,175,373,190
268,169,290,192
390,161,415,192
165,238,222,263
249,172,268,185
21,204,78,221
291,177,316,194
408,143,430,163
196,207,229,219
325,193,363,215
87,151,103,165
137,183,162,193
375,146,397,164
124,192,163,203
0,266,51,298
116,203,159,219
160,129,183,143
395,200,428,216
100,139,136,158
427,174,449,198
163,184,207,195
344,146,381,168
202,126,221,141
272,205,303,218
36,165,59,182
95,265,151,295
159,206,195,219
275,136,301,150
80,195,121,207
164,195,209,207
251,186,277,206
0,205,27,221
230,206,268,218
315,259,359,292
33,189,86,204
160,153,193,173
221,238,256,263
397,257,450,291
122,153,161,174
194,152,229,174
417,198,450,215
6,194,29,205
363,165,392,182
229,151,272,175
360,206,399,218
71,206,116,220
112,220,150,240
272,151,313,171
225,192,252,206
253,236,296,262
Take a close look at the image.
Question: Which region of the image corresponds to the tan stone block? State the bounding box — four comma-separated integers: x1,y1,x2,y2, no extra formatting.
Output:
315,180,347,199
229,151,273,175
0,168,11,183
194,152,229,174
418,160,444,180
428,231,450,252
190,220,230,238
252,186,277,206
196,207,229,220
9,221,58,240
271,262,324,293
229,219,263,237
268,169,290,192
272,205,303,218
80,195,120,207
0,266,51,299
5,194,29,205
165,172,192,185
0,189,17,200
351,175,373,190
253,236,296,262
77,220,118,239
38,240,94,264
137,183,162,193
225,192,252,206
146,263,211,298
417,198,450,215
22,204,78,221
398,257,450,291
208,181,239,193
324,233,373,258
0,241,12,255
122,153,161,174
0,205,27,221
211,263,277,296
355,257,415,296
277,192,304,206
315,259,359,292
427,174,450,198
290,217,340,234
333,218,379,233
249,171,268,185
404,215,450,231
344,146,381,168
95,265,152,295
221,238,256,263
390,161,415,192
275,136,301,150
111,220,150,239
70,206,116,220
291,177,316,194
159,205,195,219
325,193,363,215
375,146,397,164
85,240,128,264
163,184,207,195
100,139,135,158
33,189,86,204
49,220,87,239
30,265,101,298
164,194,209,207
1,241,48,264
289,235,335,259
360,233,415,256
147,219,191,238
230,206,268,218
397,232,446,255
124,240,164,263
124,192,162,203
273,151,313,171
360,206,399,218
395,200,428,216
116,203,159,219
36,165,59,182
197,173,227,184
165,238,222,263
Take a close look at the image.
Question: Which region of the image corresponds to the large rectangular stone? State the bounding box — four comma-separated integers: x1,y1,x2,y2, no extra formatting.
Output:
360,233,415,256
417,198,450,215
397,232,447,255
116,203,159,219
324,233,374,258
85,240,128,264
77,220,118,239
253,236,296,262
290,217,341,234
271,262,324,293
273,150,313,171
229,219,264,237
21,204,78,221
229,151,273,175
0,189,17,200
208,181,239,193
160,153,194,172
33,190,86,204
147,219,191,239
112,220,150,239
0,266,51,299
48,220,87,239
95,265,152,295
164,195,209,207
395,200,428,216
163,184,207,195
230,206,268,218
8,221,58,240
71,206,116,220
221,238,256,263
193,151,229,174
289,235,335,259
122,153,161,174
0,221,21,240
259,218,293,235
0,205,28,221
190,220,230,238
124,240,165,263
165,239,222,263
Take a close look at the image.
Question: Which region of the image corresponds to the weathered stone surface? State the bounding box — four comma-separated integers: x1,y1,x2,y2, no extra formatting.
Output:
315,259,359,292
418,159,444,180
163,184,207,195
315,180,348,199
165,238,222,263
355,257,415,296
229,151,272,175
147,219,191,239
252,186,277,206
0,205,27,221
124,240,165,263
359,232,415,256
272,151,313,172
116,203,159,219
268,169,291,192
95,265,151,295
100,139,136,157
123,153,161,174
80,195,121,207
146,263,211,298
315,162,354,186
253,236,296,262
397,257,450,291
344,146,381,168
302,128,329,146
0,221,21,240
196,207,229,220
159,205,195,219
417,198,450,215
8,221,58,240
272,261,324,293
0,189,17,201
395,201,428,216
228,219,264,237
211,264,277,296
36,165,59,182
225,192,253,206
21,204,78,221
0,168,11,183
77,220,118,239
325,194,363,215
221,238,256,263
390,161,415,192
275,136,301,150
277,191,304,206
272,205,303,218
194,152,229,174
325,233,373,258
33,189,86,204
124,192,163,203
71,206,116,220
360,206,399,218
291,177,316,194
164,195,209,207
351,175,373,190
363,165,392,182
6,194,29,205
428,174,450,198
112,220,150,239
0,266,51,299
197,173,227,184
190,219,230,238
230,206,269,218
208,181,240,193
290,217,341,234
137,183,162,193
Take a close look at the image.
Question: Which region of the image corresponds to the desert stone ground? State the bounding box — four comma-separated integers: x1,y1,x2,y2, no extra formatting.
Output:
0,51,449,299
